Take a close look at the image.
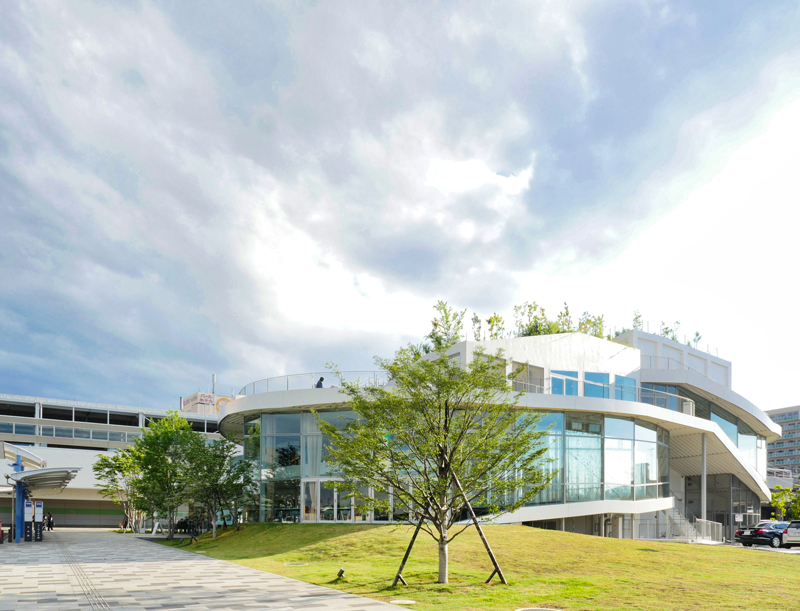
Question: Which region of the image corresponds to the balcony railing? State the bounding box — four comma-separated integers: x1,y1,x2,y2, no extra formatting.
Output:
240,371,694,416
513,376,694,416
238,371,389,397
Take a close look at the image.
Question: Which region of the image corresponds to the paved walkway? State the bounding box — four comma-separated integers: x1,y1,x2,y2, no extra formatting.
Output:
0,529,402,611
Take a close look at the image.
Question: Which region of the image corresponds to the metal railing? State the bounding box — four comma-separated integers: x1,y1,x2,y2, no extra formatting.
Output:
239,371,694,416
238,371,389,396
513,377,694,416
640,356,724,387
767,467,793,479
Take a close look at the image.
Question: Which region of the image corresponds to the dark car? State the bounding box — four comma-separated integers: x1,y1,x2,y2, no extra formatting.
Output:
735,521,788,548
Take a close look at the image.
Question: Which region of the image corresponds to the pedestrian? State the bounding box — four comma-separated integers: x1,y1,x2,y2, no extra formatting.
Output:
315,376,324,388
47,512,54,531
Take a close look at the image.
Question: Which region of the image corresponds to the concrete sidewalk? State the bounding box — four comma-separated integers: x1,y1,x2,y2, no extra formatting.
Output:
0,528,402,610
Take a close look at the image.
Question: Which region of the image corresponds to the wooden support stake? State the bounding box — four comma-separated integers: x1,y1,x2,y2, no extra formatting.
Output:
452,474,508,585
392,504,428,587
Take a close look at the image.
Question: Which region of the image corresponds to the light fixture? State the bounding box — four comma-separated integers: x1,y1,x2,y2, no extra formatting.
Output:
337,568,345,578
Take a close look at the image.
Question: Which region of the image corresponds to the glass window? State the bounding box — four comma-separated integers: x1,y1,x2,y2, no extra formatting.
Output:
263,479,300,522
527,436,563,505
373,489,390,521
614,376,636,401
658,444,669,485
302,435,333,477
711,406,738,446
551,377,564,395
188,420,206,433
552,371,578,395
41,425,54,437
303,481,318,522
262,435,301,480
605,417,634,439
0,403,35,418
14,424,36,436
206,421,219,434
109,412,138,427
320,482,336,522
635,441,658,485
55,427,73,438
635,420,658,442
530,411,564,434
74,410,107,424
566,435,602,488
42,406,73,421
584,372,609,399
353,487,370,522
108,431,125,442
92,429,108,441
392,486,410,523
127,432,141,442
605,438,633,498
73,428,90,439
274,413,301,434
0,422,13,434
244,416,261,436
566,413,603,436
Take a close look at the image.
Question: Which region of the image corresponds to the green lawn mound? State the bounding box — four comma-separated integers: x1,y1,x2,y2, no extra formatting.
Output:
159,523,791,610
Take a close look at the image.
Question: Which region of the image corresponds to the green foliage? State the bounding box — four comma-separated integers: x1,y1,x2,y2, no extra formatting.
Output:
187,436,258,538
93,450,143,530
660,321,680,342
426,300,466,350
319,344,551,583
771,485,800,520
486,313,505,339
130,411,196,539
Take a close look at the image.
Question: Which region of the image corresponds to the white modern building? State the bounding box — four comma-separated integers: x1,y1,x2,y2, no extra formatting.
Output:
219,331,780,542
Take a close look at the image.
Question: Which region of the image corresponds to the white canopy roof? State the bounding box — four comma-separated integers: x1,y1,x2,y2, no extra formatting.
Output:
6,467,80,493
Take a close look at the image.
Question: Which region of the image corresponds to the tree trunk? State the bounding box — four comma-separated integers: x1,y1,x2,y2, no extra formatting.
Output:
211,506,217,538
437,527,449,584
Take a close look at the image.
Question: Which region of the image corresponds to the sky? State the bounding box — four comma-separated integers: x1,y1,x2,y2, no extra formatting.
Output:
2,1,800,411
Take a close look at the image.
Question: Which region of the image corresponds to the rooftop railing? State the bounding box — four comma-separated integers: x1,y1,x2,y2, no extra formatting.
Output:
240,371,694,416
238,371,389,397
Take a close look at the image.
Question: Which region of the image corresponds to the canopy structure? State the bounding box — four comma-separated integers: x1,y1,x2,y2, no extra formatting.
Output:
6,467,80,493
1,441,46,470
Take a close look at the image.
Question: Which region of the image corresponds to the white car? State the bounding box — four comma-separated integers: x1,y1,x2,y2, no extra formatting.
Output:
781,520,800,549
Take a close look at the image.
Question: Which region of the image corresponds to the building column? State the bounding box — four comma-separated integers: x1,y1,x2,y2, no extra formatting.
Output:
701,433,707,522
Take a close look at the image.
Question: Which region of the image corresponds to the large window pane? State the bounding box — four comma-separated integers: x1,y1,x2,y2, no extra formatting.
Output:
530,411,564,434
566,484,602,502
14,424,36,436
614,376,636,401
566,413,603,436
374,489,390,521
262,436,301,480
353,487,370,522
605,417,634,439
320,482,335,521
711,406,738,446
302,436,333,477
605,438,633,485
634,419,658,442
262,479,299,522
303,481,318,522
584,372,609,398
635,441,658,485
567,435,602,491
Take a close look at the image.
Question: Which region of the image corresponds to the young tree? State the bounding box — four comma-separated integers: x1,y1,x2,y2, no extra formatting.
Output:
426,300,466,350
320,341,552,584
187,437,257,538
93,450,144,531
131,411,196,540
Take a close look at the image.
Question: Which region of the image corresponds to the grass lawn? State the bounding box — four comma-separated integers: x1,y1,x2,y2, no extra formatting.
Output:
157,523,795,610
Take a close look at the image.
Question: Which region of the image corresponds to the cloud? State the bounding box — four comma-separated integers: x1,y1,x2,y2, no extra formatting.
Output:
2,0,800,408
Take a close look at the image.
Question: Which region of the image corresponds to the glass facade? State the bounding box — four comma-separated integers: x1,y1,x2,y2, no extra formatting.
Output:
685,473,761,541
663,385,765,474
244,408,673,523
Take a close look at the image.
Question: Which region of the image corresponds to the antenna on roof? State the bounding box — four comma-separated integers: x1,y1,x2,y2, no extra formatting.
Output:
212,374,216,395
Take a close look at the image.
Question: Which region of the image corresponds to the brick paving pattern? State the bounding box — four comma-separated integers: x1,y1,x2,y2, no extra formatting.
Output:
0,529,401,611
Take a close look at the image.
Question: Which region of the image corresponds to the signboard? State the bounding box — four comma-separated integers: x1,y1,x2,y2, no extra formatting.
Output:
735,514,744,523
34,501,43,522
23,501,33,522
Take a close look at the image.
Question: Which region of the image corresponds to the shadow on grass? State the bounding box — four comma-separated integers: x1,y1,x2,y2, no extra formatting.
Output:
159,523,388,560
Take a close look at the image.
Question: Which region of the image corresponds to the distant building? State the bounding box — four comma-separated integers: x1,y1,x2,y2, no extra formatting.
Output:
765,406,800,488
0,393,220,527
181,391,235,416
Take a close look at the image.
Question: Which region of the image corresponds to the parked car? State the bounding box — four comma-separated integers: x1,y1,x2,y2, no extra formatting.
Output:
735,521,788,548
781,520,800,548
